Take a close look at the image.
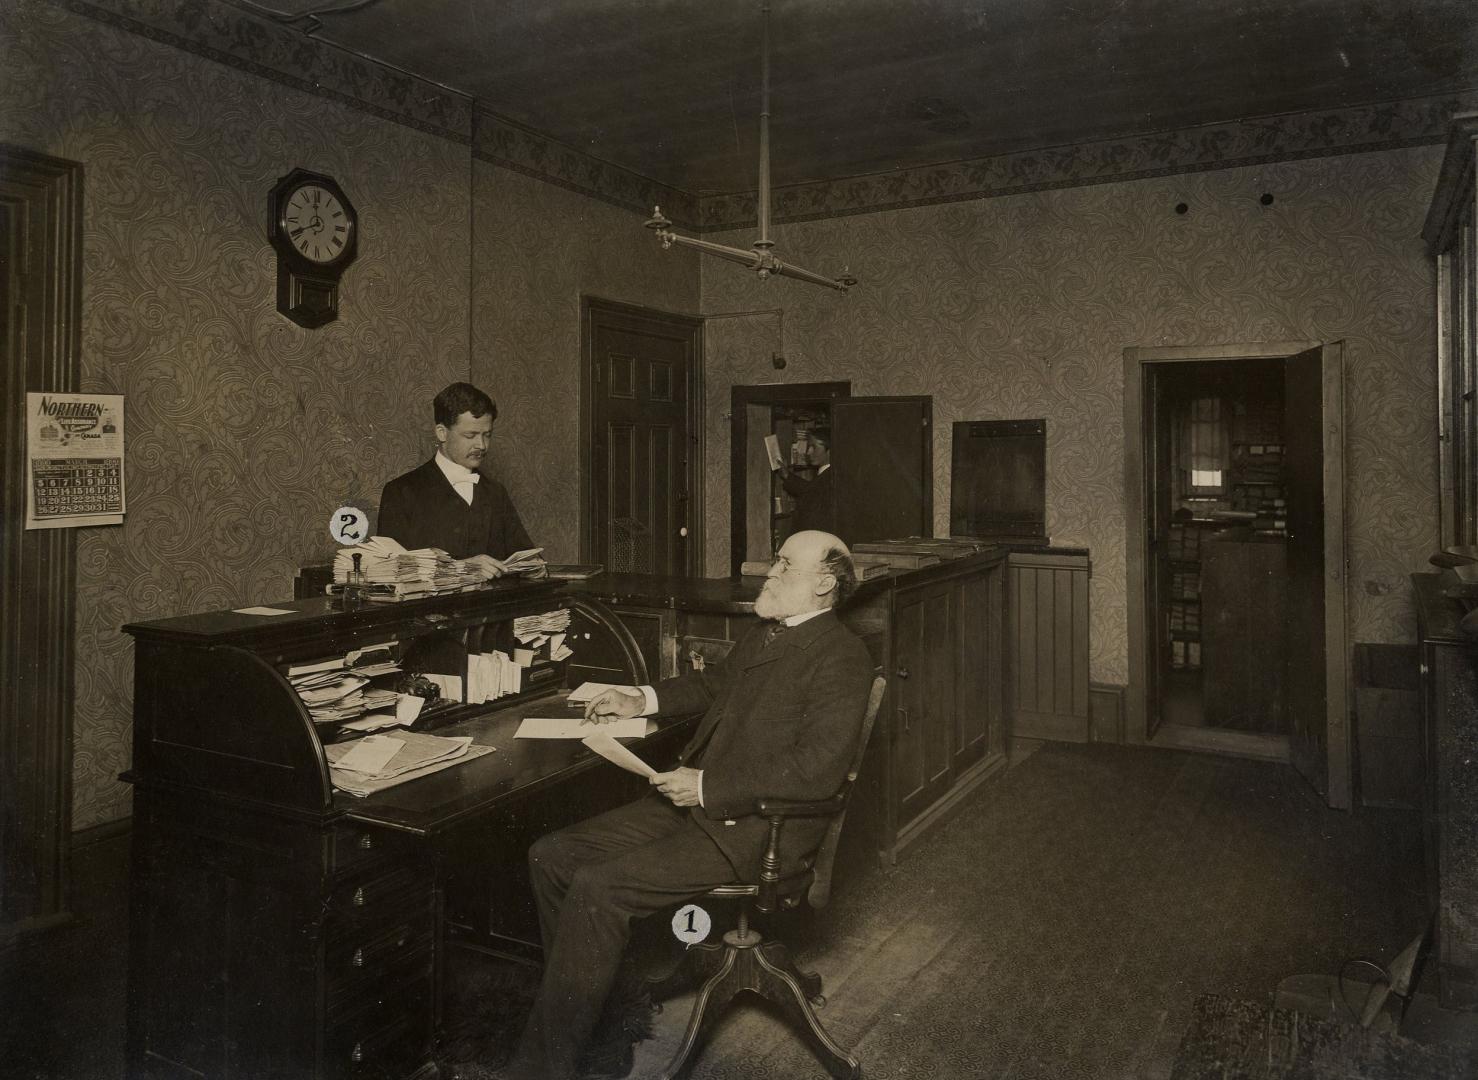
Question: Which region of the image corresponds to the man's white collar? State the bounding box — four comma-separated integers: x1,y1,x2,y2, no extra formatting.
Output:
435,448,481,485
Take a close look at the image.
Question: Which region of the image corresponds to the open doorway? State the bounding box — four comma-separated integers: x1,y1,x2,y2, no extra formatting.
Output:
1125,342,1350,809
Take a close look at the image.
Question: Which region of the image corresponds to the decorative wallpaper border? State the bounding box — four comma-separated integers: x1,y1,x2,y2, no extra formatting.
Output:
51,2,1478,237
57,0,475,143
698,92,1478,230
473,107,699,228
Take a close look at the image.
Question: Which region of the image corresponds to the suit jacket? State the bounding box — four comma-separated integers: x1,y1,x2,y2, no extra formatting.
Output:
652,610,873,881
376,458,534,560
782,467,836,534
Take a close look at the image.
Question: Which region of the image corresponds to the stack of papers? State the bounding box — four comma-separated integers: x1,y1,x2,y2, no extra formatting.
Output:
513,609,574,660
331,535,484,599
325,731,495,797
288,645,406,728
502,547,546,574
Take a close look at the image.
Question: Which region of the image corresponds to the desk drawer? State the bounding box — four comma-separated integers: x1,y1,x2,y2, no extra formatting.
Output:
328,823,418,875
328,863,435,937
327,917,436,1014
326,975,435,1080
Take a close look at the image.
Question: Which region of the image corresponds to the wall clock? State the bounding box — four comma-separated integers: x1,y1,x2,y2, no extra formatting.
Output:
267,168,358,328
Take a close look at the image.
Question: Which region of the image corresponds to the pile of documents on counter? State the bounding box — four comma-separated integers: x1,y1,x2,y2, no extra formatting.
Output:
324,730,495,797
330,536,484,600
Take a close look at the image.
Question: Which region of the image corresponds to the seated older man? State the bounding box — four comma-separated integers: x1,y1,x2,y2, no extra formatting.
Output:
504,529,874,1079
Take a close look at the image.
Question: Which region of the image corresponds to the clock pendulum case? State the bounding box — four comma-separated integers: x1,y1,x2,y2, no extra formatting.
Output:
267,168,359,328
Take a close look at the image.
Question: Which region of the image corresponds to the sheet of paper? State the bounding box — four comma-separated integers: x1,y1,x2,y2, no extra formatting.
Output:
764,433,783,470
566,681,637,703
516,715,651,740
335,734,404,775
234,606,295,616
395,693,424,725
581,731,657,777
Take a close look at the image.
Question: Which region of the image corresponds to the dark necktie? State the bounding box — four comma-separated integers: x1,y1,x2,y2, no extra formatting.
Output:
763,620,788,646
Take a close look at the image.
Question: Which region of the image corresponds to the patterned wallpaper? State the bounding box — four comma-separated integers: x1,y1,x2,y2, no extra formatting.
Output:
2,0,473,829
468,161,700,564
0,0,1455,827
699,147,1444,687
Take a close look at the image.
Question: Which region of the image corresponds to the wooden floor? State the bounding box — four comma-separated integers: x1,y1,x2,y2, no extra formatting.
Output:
8,740,1477,1080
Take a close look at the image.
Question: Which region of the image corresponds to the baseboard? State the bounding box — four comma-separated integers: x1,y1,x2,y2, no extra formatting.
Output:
894,751,1009,855
1089,683,1126,743
72,816,131,851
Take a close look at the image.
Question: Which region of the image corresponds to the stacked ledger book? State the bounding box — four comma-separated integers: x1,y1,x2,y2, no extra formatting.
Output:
329,535,484,600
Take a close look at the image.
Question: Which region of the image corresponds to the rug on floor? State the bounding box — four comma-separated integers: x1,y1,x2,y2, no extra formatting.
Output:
1169,994,1475,1079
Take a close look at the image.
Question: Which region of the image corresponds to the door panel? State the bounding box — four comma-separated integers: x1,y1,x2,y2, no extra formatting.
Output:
954,573,992,769
832,397,932,545
586,304,701,575
1283,343,1349,807
896,584,955,827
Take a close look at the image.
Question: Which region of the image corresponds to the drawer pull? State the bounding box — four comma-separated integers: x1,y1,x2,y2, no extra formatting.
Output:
357,834,375,851
896,665,910,680
351,1042,363,1064
352,948,365,967
352,887,366,907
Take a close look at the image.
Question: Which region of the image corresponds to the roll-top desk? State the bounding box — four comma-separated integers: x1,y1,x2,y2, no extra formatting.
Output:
122,581,681,1080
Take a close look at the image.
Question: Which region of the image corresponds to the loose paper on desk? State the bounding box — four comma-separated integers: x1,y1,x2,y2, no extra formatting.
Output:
581,730,656,778
764,434,784,471
516,714,651,739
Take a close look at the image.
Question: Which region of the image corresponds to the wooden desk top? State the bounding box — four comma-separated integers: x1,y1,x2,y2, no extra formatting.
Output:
338,692,696,837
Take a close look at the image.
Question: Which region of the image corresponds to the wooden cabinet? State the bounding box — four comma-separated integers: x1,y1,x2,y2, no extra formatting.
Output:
1412,573,1478,1011
121,584,667,1080
1201,536,1288,732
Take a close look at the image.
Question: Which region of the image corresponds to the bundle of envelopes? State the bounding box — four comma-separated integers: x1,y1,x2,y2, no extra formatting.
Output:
330,536,484,599
513,609,574,661
324,731,495,797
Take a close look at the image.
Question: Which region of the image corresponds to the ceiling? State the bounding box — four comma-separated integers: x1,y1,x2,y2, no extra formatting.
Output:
251,0,1478,196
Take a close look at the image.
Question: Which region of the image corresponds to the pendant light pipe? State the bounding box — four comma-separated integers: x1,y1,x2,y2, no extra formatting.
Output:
755,0,772,253
644,0,854,292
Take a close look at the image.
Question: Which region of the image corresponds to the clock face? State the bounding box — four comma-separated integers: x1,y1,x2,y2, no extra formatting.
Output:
282,183,352,265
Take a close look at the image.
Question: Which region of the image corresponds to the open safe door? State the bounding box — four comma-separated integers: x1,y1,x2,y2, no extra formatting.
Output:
833,396,933,545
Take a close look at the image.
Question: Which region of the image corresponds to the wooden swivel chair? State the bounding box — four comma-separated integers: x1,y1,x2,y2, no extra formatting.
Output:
649,674,887,1080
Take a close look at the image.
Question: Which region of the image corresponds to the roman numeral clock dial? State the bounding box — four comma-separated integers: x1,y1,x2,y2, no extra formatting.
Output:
268,169,358,329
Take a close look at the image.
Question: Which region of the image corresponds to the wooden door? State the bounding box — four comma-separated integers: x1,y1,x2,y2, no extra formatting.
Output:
1283,343,1350,807
1,147,81,937
1144,365,1173,737
953,571,993,770
832,396,933,545
583,300,703,575
893,582,954,828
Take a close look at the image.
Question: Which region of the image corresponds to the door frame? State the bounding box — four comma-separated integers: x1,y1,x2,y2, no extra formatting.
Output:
579,296,705,575
1123,341,1351,806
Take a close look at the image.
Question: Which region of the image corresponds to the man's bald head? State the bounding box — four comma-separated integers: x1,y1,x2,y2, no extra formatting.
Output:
754,530,857,620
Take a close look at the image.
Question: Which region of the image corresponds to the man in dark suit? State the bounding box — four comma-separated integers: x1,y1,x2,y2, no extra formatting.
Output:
778,427,836,534
505,529,874,1079
376,382,537,578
